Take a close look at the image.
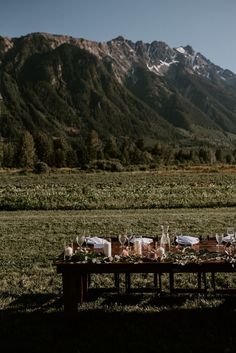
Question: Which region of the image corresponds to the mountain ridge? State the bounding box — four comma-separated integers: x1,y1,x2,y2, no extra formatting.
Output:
0,32,236,147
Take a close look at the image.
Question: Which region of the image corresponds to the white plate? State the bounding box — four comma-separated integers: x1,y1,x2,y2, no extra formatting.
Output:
222,235,235,243
176,235,199,246
130,237,153,244
86,237,109,246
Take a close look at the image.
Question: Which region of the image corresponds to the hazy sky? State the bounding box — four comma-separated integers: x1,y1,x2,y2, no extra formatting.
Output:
1,0,236,72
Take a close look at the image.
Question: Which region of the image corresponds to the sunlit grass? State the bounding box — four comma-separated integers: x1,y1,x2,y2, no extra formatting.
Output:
1,207,236,313
1,169,236,352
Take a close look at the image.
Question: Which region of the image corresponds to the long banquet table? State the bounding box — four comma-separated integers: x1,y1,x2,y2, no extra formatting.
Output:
54,237,236,315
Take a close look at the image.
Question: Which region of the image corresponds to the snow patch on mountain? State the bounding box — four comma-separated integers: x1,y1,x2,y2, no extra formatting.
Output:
147,58,179,75
176,47,186,54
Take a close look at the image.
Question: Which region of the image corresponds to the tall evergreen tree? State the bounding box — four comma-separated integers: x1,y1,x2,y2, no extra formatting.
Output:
0,136,4,167
215,148,223,162
18,131,36,168
54,136,69,168
87,130,103,160
104,135,120,159
3,142,15,167
34,132,54,166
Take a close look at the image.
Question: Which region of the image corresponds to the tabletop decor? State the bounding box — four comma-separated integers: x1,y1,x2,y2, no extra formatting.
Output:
55,242,236,267
54,237,236,316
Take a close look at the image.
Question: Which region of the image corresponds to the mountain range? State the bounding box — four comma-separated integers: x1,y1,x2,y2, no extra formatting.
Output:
0,32,236,147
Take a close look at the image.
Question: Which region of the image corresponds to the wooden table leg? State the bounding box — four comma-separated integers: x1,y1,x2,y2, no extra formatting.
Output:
159,273,162,293
125,273,131,294
153,273,158,288
202,272,207,295
82,274,88,302
114,273,120,293
211,272,216,292
88,273,91,287
154,273,162,293
62,272,78,315
197,272,202,291
169,271,174,294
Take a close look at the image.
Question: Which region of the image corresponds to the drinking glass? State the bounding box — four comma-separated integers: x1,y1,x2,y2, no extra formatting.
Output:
125,229,133,249
215,233,223,248
83,229,89,249
174,228,182,244
76,235,85,250
227,227,235,242
118,233,128,252
175,228,182,236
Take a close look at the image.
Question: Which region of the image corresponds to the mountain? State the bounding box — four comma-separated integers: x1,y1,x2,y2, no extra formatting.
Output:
0,32,236,147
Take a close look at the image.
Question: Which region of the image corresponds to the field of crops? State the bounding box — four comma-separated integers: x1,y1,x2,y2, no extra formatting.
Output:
1,168,236,210
1,168,236,353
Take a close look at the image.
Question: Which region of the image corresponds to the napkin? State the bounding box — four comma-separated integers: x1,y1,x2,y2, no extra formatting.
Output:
176,235,199,246
222,235,235,243
130,237,153,245
86,237,109,248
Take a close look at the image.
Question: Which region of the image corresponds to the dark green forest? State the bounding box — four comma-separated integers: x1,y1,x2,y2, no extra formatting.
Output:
1,129,236,171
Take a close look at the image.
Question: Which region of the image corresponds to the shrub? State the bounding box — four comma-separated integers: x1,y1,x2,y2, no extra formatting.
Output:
88,159,124,172
33,161,49,174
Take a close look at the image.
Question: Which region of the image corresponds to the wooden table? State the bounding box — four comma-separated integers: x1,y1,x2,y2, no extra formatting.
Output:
54,238,236,315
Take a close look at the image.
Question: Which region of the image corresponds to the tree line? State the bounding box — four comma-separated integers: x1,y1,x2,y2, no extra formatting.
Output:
1,130,236,171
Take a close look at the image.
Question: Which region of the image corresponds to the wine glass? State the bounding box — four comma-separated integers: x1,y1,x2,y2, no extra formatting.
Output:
174,228,182,245
175,228,182,236
126,229,133,249
118,233,128,252
215,233,223,248
83,229,90,249
76,234,85,250
227,227,235,242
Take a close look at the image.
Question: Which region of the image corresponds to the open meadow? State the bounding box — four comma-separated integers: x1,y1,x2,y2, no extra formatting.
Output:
1,167,236,353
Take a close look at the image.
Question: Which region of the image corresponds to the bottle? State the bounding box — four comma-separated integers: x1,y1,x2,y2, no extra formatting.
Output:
160,225,170,253
166,226,171,251
134,236,142,256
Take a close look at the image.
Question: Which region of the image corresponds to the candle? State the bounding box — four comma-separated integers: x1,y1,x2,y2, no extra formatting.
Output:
122,248,129,257
64,246,73,257
103,242,112,257
134,240,142,256
156,246,165,258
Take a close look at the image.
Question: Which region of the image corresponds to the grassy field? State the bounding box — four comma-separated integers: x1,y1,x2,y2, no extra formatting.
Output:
1,167,236,210
1,168,236,353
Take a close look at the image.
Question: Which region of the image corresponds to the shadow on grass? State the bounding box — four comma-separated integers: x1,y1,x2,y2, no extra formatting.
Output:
1,293,236,353
0,292,62,311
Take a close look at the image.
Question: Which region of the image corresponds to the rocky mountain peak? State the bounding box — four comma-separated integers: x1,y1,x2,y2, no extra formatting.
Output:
112,35,126,42
0,36,14,59
183,45,195,56
1,32,234,84
1,32,236,147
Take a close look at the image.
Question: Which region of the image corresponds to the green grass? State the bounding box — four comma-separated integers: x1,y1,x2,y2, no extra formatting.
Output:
1,170,236,352
1,207,236,308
